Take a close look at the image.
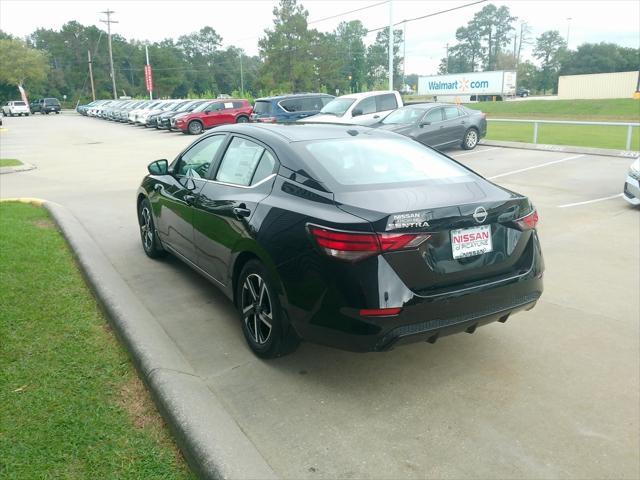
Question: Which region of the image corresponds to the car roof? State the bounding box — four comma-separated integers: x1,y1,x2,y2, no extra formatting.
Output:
206,123,397,143
255,93,334,102
332,90,398,101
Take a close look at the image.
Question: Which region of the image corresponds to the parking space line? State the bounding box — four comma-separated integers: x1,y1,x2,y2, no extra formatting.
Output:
454,147,500,157
488,154,585,180
558,193,623,208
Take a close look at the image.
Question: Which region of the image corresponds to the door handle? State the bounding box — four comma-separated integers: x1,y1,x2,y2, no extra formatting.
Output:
184,194,196,205
373,115,380,119
233,204,251,219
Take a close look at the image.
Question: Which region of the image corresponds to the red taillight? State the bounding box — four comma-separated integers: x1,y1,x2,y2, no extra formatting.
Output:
308,225,430,261
516,209,539,230
359,307,402,317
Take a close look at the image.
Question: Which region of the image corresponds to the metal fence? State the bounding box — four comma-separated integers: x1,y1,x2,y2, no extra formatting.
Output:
487,118,640,151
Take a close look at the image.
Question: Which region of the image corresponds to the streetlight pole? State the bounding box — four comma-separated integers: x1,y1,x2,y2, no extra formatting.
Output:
100,9,118,99
566,17,572,49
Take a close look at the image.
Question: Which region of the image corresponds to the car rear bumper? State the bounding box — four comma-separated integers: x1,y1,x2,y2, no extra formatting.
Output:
285,239,544,352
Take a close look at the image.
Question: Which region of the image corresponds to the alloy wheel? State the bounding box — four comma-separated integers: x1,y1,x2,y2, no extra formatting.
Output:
466,130,478,148
241,273,273,345
140,206,153,252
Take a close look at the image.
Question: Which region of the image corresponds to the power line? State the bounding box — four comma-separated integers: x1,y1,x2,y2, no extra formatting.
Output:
308,0,388,25
367,0,487,33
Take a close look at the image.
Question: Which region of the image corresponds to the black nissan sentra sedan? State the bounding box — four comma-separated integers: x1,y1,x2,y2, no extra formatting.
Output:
137,124,543,358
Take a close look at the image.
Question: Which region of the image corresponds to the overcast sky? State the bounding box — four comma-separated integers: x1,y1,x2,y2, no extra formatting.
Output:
1,0,639,75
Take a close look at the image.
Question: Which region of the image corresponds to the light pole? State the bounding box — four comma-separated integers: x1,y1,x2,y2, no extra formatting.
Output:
566,17,572,49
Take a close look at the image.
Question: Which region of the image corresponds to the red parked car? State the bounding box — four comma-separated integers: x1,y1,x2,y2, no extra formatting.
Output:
174,99,252,135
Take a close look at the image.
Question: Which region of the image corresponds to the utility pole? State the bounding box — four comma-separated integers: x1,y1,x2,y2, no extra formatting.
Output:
100,9,118,99
388,0,394,91
239,52,244,96
87,50,96,101
566,17,572,49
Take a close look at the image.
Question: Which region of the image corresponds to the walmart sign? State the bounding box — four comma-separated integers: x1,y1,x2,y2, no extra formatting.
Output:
418,71,516,96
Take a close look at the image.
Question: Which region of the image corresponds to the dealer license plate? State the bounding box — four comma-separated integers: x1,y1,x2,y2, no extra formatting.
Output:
451,225,493,259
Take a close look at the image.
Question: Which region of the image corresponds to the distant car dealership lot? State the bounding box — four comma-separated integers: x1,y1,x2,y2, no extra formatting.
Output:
1,114,638,479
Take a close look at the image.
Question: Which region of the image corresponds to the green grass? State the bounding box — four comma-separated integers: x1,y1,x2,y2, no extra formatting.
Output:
0,203,194,480
0,158,22,167
466,98,640,121
485,122,640,151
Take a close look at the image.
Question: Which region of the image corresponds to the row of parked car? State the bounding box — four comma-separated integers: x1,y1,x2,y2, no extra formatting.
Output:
77,90,487,150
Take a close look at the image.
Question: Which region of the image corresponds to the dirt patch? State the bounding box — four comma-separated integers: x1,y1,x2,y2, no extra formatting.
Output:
116,373,188,467
117,373,164,431
30,218,55,229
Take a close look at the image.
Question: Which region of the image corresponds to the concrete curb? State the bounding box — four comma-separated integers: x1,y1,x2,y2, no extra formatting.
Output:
1,198,277,480
480,139,640,159
0,162,37,174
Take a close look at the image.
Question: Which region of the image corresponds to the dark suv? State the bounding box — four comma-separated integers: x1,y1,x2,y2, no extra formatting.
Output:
30,98,62,114
250,93,334,123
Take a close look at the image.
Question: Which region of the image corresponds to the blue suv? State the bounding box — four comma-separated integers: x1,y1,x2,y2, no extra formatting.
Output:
250,93,334,123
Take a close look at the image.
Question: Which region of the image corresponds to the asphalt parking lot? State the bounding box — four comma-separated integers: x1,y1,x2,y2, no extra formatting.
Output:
1,113,638,479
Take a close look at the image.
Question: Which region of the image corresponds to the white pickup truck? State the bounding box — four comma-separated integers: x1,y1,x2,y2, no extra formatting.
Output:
302,91,403,126
2,101,30,116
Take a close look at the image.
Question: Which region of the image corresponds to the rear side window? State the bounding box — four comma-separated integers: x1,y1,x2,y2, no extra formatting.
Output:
216,137,266,186
299,97,325,111
232,101,245,109
443,106,460,120
253,101,272,115
300,137,468,188
251,151,277,185
376,94,397,112
279,98,302,112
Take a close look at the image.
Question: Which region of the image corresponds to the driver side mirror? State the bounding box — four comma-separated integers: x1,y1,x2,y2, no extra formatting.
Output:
148,159,169,175
419,121,431,128
352,108,363,117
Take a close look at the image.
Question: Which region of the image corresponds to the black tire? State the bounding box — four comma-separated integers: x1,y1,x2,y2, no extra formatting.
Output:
236,116,249,123
44,111,49,115
55,111,60,114
462,128,479,150
138,198,167,259
236,259,299,358
188,120,203,135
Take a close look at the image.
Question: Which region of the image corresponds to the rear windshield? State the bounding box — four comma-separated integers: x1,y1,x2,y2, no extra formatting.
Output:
298,137,469,189
14,101,26,106
253,101,272,115
44,98,60,105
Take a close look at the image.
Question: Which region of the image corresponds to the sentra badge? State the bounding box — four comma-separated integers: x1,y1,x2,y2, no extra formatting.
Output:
386,211,430,231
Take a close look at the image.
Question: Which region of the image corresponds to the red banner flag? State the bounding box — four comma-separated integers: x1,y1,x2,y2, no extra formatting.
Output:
144,64,153,92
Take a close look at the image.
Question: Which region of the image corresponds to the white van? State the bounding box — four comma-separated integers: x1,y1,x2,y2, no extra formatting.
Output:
2,101,30,116
302,91,402,126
